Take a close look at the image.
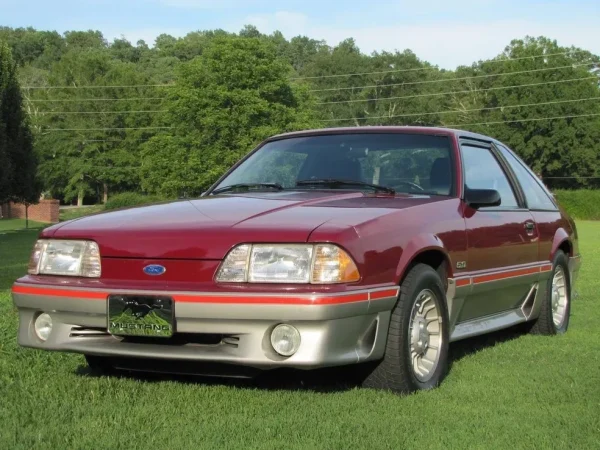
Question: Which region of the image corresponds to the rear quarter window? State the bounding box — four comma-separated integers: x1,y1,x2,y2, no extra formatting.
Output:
496,144,557,211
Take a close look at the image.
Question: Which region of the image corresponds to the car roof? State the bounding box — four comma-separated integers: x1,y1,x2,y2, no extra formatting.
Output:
267,126,495,143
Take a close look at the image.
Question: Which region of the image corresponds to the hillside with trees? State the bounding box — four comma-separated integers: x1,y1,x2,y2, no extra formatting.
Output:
0,26,599,204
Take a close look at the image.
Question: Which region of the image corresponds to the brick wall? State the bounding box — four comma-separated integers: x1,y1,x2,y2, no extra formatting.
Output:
0,200,60,223
0,203,8,220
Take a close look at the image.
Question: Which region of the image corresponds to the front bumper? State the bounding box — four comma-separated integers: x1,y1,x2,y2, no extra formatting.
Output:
12,283,398,372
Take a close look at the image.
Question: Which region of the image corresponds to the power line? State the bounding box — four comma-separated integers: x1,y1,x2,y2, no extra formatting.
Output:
22,60,599,91
23,76,597,108
27,97,167,103
44,126,174,132
291,50,592,81
23,83,174,90
309,63,596,93
77,139,149,142
321,96,600,123
445,112,600,127
37,110,168,115
317,76,598,105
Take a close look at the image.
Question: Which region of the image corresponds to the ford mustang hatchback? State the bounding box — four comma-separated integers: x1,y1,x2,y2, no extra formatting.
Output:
12,127,581,393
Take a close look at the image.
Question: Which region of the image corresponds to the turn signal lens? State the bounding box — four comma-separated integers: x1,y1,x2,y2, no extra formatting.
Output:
312,244,360,284
28,240,45,274
216,244,251,282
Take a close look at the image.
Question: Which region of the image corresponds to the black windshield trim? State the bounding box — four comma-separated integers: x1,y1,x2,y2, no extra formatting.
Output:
296,179,396,195
210,183,284,195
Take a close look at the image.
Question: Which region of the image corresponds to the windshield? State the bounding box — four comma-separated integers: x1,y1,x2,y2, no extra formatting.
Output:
212,133,455,196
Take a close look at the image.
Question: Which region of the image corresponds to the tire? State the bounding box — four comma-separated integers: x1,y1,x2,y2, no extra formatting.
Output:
84,354,115,375
362,263,450,394
529,250,571,335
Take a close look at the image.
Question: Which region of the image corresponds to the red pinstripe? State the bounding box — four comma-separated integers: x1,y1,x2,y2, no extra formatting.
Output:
455,278,471,287
11,284,372,305
370,288,399,300
12,262,552,303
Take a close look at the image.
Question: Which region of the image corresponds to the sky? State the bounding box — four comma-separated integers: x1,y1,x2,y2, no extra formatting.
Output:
1,0,599,69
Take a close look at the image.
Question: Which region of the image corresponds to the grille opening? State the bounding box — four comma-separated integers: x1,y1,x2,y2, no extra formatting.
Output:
70,327,110,338
70,326,241,348
121,333,239,347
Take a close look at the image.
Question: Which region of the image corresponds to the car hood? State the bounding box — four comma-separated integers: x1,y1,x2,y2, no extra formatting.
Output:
44,191,445,259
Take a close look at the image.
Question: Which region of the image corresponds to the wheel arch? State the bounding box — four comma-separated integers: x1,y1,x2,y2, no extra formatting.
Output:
551,228,573,260
394,235,453,288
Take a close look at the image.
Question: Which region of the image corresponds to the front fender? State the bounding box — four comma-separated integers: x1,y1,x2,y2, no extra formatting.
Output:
394,233,452,284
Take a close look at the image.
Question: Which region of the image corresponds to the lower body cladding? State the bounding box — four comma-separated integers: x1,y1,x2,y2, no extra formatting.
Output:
12,285,399,376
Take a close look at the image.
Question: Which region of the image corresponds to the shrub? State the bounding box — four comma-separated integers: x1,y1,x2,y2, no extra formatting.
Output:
104,192,167,211
552,190,600,220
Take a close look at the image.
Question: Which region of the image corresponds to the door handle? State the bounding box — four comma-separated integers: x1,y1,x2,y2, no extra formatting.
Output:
524,222,535,235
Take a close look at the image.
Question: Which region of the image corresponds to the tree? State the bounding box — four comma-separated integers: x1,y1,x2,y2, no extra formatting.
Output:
442,36,600,189
0,42,40,225
32,46,163,204
140,35,317,197
3,25,600,195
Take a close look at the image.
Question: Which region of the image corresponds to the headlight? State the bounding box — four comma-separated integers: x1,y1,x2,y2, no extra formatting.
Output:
28,239,101,277
216,244,360,284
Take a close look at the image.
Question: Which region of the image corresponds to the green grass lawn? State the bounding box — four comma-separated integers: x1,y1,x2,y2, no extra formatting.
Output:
1,224,599,449
59,205,105,222
0,218,47,231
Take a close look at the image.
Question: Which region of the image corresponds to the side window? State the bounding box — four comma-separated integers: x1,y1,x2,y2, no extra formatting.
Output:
461,144,519,208
496,145,558,211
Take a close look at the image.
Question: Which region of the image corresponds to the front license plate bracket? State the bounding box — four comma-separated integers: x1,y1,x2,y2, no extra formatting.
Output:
108,295,174,338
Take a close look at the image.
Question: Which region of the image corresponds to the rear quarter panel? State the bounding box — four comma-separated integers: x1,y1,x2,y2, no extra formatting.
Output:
531,208,578,261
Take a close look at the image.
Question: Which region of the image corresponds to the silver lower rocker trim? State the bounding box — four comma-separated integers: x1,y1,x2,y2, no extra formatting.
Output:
450,308,527,342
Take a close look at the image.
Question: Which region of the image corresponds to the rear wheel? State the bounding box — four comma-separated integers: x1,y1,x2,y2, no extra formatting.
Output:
362,264,450,394
529,250,571,335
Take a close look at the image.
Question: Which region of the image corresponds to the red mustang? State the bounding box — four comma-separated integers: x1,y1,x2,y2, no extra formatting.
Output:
12,127,581,393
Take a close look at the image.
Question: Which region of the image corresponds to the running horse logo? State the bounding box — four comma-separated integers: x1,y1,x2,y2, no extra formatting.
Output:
124,299,165,319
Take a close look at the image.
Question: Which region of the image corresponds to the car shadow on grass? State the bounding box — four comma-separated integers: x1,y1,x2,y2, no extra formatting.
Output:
448,323,530,365
73,326,530,393
75,363,358,393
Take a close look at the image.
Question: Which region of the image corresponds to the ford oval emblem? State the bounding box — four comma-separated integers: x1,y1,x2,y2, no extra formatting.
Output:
143,264,166,276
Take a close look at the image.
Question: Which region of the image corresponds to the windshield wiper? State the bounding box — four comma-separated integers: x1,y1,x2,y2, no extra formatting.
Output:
211,183,284,195
296,179,395,195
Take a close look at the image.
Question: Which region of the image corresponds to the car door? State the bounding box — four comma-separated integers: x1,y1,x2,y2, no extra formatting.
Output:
458,140,539,322
494,143,562,263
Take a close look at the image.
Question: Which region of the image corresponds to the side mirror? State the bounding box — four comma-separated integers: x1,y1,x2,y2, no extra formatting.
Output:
465,188,501,209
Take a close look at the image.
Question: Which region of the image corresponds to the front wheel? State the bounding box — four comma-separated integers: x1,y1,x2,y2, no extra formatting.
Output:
362,264,450,394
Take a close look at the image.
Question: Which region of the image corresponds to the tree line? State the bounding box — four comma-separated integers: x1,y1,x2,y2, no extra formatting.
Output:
0,25,599,205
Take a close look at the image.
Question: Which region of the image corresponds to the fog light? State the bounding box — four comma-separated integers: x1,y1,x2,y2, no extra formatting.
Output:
270,324,301,357
34,313,53,341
